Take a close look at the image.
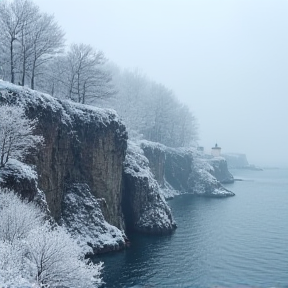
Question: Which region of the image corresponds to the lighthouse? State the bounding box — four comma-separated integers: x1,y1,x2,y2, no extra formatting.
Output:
211,143,221,157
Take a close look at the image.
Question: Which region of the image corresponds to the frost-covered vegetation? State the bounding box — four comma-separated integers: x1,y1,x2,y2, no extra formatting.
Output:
0,189,103,288
0,104,43,167
104,69,198,147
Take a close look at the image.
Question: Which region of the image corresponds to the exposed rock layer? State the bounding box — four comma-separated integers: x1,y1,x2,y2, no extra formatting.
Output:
0,84,127,229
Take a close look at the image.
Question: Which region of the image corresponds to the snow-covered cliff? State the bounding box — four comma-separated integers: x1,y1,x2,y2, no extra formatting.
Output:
141,140,235,198
0,81,128,253
122,141,176,234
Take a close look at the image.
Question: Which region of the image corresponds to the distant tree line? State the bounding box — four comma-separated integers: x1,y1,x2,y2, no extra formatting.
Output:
0,0,198,148
106,68,198,147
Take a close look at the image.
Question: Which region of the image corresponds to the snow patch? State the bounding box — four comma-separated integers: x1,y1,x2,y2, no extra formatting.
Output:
61,183,126,255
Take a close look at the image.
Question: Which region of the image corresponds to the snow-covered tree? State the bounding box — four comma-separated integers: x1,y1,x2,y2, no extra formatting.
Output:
46,43,114,104
0,240,30,287
0,190,44,243
28,12,64,89
106,68,198,147
0,0,34,84
0,104,43,167
25,224,103,288
0,0,64,87
0,189,103,287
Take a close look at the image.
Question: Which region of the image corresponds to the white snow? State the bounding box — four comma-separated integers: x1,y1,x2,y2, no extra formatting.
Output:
0,159,37,182
0,80,122,128
61,184,126,255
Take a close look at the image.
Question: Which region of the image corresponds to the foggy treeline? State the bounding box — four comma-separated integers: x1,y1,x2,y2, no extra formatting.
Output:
0,0,198,148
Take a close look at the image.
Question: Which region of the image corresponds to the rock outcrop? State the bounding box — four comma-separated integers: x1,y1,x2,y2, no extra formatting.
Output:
141,140,235,198
222,153,262,171
61,183,127,255
222,153,249,168
208,157,234,184
122,141,176,234
0,159,38,201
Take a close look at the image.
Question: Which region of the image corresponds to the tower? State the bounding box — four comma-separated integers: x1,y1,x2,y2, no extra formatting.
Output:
211,143,221,157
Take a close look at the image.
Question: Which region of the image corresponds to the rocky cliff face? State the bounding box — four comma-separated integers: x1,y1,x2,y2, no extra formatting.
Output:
61,183,127,255
122,141,176,234
208,157,234,184
0,82,128,253
0,83,127,230
140,141,234,198
222,153,249,168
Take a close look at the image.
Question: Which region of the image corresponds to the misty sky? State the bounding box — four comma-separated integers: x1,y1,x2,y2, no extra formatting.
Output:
35,0,288,166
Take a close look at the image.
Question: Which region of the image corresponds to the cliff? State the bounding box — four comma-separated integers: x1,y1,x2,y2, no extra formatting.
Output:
0,81,128,253
0,81,235,255
122,141,176,234
222,153,249,168
208,157,234,184
140,141,235,198
222,153,262,171
0,81,177,254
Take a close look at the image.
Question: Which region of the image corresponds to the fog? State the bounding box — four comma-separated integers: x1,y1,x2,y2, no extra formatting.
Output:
35,0,288,167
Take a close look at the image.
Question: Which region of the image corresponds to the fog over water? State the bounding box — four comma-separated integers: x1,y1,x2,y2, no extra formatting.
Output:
36,0,288,167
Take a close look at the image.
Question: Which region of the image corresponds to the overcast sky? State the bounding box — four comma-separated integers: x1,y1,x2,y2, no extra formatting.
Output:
35,0,288,167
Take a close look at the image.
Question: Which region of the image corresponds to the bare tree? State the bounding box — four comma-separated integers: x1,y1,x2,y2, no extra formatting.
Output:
0,0,37,84
63,43,114,104
26,224,103,287
0,0,64,88
0,104,43,167
29,12,64,89
106,68,198,147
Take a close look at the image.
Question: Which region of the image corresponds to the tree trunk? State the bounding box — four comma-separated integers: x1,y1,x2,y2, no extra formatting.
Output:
10,39,15,84
31,59,36,89
21,49,26,86
77,73,81,103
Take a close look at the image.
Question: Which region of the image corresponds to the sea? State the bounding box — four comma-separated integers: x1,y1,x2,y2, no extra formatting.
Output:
97,168,288,288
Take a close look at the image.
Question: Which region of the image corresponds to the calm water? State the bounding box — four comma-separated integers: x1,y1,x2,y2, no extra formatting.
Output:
97,168,288,288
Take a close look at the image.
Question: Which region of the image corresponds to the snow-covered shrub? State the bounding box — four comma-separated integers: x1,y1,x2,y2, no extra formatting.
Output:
0,189,44,243
0,104,43,167
25,224,103,288
0,240,31,287
0,189,103,287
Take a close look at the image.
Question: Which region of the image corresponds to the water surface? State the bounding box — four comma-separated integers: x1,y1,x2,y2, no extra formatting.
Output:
97,168,288,288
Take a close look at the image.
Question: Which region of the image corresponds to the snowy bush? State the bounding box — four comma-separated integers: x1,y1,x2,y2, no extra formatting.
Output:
0,190,44,243
25,224,103,288
0,189,103,287
0,104,43,167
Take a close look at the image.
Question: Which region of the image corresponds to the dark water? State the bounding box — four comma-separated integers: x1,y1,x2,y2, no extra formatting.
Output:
97,168,288,288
